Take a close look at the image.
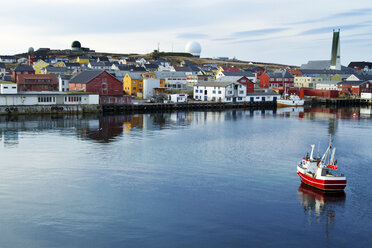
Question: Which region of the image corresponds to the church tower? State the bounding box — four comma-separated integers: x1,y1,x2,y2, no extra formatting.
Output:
330,30,341,70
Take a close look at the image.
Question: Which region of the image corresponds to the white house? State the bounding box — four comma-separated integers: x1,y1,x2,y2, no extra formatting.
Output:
194,82,247,102
136,58,147,65
215,71,256,83
58,74,72,92
0,83,17,94
0,91,99,106
168,94,188,103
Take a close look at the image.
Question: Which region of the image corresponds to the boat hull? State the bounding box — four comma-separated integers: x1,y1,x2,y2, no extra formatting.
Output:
297,170,347,191
277,100,304,107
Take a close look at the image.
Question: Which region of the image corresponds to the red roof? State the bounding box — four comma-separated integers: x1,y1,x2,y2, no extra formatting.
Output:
222,66,240,72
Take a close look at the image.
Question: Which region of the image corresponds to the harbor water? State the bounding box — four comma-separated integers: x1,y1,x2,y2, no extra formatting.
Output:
0,107,371,248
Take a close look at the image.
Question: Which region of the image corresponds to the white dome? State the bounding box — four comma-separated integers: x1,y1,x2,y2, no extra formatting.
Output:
185,41,201,57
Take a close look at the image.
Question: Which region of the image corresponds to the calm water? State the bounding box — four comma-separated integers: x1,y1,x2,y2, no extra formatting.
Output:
0,107,371,248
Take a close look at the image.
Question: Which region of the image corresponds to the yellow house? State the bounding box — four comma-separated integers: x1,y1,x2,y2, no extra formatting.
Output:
32,60,49,74
76,56,90,64
54,61,66,67
294,76,322,88
124,72,164,96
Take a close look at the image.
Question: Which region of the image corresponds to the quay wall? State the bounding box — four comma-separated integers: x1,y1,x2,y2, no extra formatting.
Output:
307,97,371,107
101,101,276,114
0,105,101,116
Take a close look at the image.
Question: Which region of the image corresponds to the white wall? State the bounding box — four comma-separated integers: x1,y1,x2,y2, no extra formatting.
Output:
143,78,160,99
0,93,99,106
0,84,18,94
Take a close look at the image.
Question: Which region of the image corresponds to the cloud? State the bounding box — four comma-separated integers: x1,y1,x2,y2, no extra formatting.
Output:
232,28,289,37
177,33,209,39
299,24,365,35
291,8,372,25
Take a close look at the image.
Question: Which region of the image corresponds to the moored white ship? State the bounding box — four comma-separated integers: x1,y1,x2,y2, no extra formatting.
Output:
297,139,346,191
277,95,304,107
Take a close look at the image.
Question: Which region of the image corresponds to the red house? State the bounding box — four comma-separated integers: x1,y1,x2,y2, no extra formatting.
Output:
259,71,294,88
70,70,127,104
237,76,255,93
11,65,35,83
17,74,58,92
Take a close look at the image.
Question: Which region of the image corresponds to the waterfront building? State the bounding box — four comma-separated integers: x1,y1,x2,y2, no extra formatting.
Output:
155,71,187,90
17,74,58,92
11,65,35,83
216,70,256,83
315,81,340,91
32,60,50,74
193,81,247,102
337,80,372,96
294,76,322,88
215,76,255,93
0,91,99,106
259,70,294,88
0,82,17,94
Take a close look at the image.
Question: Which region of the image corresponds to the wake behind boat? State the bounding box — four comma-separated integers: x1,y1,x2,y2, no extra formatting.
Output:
297,139,346,191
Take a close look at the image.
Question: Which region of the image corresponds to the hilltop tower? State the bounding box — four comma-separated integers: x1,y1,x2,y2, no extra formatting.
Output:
329,30,341,70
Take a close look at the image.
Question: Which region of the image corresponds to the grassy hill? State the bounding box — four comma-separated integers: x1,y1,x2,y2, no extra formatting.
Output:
14,50,297,71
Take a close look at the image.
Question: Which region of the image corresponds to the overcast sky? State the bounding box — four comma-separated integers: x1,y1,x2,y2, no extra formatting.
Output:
0,0,371,66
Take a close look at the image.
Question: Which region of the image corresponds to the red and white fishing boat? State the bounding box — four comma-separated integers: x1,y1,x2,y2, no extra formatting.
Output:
297,140,346,191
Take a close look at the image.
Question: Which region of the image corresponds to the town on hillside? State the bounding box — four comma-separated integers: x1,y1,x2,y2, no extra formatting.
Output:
0,31,371,108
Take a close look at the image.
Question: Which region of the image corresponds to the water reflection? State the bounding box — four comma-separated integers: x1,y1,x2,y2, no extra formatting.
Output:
297,183,345,235
0,107,370,146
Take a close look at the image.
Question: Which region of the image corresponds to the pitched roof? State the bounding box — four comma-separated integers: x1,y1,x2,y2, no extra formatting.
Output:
348,61,372,69
338,80,366,85
126,72,143,80
44,66,68,72
222,71,255,77
64,62,81,67
197,81,238,87
354,73,372,81
267,70,293,78
70,70,104,83
300,60,331,70
222,66,240,71
89,62,105,67
215,76,245,82
14,64,34,72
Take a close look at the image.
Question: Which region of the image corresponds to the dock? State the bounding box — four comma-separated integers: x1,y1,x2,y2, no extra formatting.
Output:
307,98,371,107
101,101,276,114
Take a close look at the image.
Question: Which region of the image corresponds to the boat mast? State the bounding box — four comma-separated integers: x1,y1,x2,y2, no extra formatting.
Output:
310,144,315,160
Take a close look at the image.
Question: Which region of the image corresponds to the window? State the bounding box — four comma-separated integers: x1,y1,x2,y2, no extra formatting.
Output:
239,90,244,94
213,90,216,94
218,91,222,94
238,97,242,100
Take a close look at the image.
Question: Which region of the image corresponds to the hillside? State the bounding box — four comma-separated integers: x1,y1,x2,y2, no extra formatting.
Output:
14,50,297,71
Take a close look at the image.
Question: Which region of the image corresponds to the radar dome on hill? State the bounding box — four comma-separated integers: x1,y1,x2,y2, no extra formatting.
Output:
185,41,201,57
28,47,34,53
71,40,81,51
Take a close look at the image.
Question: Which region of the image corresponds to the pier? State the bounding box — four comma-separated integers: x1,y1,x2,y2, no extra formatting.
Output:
101,101,276,114
307,98,371,107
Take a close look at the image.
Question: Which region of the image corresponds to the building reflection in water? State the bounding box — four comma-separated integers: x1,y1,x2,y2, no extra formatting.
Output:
297,183,345,236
